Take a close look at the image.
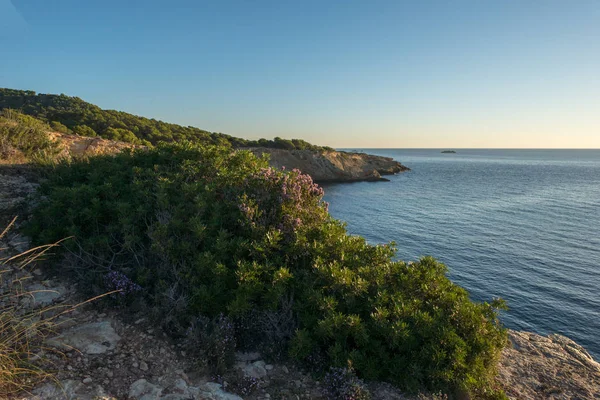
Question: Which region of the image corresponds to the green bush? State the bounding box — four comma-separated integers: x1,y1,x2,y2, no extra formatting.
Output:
26,142,507,396
50,121,70,133
0,110,61,163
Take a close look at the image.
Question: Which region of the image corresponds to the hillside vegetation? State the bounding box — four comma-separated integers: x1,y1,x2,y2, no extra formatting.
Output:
25,141,508,398
0,88,332,151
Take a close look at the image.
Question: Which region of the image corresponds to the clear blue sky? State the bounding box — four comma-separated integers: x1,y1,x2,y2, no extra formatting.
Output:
1,0,599,148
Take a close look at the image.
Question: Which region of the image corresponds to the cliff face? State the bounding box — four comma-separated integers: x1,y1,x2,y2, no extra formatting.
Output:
48,132,138,159
247,148,410,183
40,133,410,184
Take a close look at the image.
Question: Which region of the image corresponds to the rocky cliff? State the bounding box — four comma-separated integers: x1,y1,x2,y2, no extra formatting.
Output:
246,148,409,183
39,133,410,184
47,132,137,159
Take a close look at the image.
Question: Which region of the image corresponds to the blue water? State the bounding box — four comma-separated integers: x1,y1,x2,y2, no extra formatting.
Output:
322,149,600,359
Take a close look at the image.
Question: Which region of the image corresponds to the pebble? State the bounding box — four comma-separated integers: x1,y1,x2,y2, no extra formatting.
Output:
140,361,149,371
82,377,92,384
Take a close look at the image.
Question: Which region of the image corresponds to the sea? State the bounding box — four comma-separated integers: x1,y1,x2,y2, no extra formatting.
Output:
322,149,600,359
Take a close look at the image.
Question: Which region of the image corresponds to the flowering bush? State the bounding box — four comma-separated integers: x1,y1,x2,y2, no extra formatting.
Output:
104,271,141,296
27,142,507,397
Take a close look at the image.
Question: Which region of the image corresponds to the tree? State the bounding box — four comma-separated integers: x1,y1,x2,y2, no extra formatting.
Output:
72,125,97,137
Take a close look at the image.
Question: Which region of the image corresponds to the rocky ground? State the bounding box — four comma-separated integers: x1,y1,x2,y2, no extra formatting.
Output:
1,165,599,400
498,331,600,399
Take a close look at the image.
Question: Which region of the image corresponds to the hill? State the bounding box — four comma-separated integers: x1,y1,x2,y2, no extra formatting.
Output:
0,88,332,151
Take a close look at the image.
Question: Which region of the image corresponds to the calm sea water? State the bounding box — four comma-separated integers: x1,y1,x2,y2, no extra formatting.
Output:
322,149,600,359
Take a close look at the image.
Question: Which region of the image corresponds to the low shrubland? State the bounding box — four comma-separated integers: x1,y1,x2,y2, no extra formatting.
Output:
0,110,61,164
26,142,508,398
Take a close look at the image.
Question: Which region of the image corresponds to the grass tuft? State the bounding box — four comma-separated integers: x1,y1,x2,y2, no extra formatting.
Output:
0,217,67,397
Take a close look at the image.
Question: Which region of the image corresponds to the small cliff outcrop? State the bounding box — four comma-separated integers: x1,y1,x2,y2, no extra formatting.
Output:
36,132,412,184
47,132,138,159
247,148,409,183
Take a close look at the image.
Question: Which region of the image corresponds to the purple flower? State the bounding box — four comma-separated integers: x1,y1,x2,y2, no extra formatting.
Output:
104,271,142,296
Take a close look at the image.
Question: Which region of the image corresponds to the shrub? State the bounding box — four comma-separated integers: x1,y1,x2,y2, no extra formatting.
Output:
26,142,507,396
185,314,236,375
322,367,371,400
71,125,97,137
49,121,69,133
0,110,61,163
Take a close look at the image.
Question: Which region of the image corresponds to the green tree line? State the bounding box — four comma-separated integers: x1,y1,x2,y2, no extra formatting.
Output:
0,88,332,151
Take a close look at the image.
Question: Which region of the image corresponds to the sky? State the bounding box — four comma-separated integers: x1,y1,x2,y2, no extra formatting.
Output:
1,0,599,148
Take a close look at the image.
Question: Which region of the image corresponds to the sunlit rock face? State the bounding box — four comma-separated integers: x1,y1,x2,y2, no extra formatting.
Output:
247,147,409,183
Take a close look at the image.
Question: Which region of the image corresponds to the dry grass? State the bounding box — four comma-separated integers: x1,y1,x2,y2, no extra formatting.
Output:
0,217,118,398
0,217,77,397
0,217,58,397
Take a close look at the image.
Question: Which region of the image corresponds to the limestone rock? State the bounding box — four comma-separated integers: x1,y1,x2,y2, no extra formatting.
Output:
241,360,268,379
47,321,121,354
199,382,243,400
235,351,261,362
27,283,67,306
247,147,409,183
497,330,600,399
30,379,114,400
129,379,163,400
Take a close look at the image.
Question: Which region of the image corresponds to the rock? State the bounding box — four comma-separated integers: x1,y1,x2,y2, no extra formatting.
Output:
265,364,274,371
282,366,290,374
247,148,409,183
129,379,163,400
26,283,67,306
30,379,114,400
235,351,261,362
140,361,149,371
82,377,92,384
172,378,188,393
241,360,268,379
199,382,243,400
47,321,121,354
497,330,600,399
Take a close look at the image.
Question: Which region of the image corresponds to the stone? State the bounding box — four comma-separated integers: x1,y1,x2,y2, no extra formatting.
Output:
30,379,114,400
47,321,121,354
82,377,93,384
140,361,149,371
199,382,243,400
8,233,31,253
235,351,261,362
173,378,188,393
497,330,600,399
27,283,67,306
129,379,163,400
241,360,268,379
